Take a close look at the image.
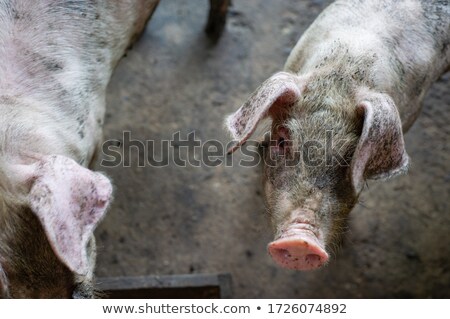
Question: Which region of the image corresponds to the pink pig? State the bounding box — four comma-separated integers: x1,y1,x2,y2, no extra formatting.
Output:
226,0,449,270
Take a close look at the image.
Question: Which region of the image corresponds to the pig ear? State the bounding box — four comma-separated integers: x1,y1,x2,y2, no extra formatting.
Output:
351,93,409,193
27,155,112,275
225,72,304,153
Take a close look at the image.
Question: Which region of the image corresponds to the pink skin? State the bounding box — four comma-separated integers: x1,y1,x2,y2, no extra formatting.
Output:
267,209,329,270
268,232,328,270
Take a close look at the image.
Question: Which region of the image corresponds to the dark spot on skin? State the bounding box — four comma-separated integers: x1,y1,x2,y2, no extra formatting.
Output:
58,89,69,99
43,60,63,72
77,115,85,126
13,11,20,20
0,95,18,105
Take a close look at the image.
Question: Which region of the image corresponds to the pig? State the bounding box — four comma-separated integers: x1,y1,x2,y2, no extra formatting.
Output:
0,0,229,298
226,0,449,271
0,0,162,298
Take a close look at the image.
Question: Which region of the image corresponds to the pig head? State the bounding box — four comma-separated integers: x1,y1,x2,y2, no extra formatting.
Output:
226,71,409,270
0,155,112,298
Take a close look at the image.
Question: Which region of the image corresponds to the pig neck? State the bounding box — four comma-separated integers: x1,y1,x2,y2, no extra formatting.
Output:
285,0,450,132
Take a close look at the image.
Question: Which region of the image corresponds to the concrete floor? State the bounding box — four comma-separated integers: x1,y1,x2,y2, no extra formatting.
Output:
95,0,450,298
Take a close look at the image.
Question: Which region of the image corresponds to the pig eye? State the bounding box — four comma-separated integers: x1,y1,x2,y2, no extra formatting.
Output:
277,137,286,154
272,126,289,156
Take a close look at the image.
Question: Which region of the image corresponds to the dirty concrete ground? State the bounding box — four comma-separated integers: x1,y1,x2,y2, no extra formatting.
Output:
95,0,450,298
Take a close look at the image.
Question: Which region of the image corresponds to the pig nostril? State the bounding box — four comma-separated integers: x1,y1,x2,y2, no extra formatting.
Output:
305,254,322,263
273,248,290,258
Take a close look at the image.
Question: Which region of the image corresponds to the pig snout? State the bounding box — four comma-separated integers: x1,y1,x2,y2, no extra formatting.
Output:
268,234,329,271
268,215,328,270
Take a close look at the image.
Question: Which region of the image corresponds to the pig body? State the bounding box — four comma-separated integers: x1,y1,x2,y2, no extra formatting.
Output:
226,0,449,270
0,0,159,298
285,0,450,132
